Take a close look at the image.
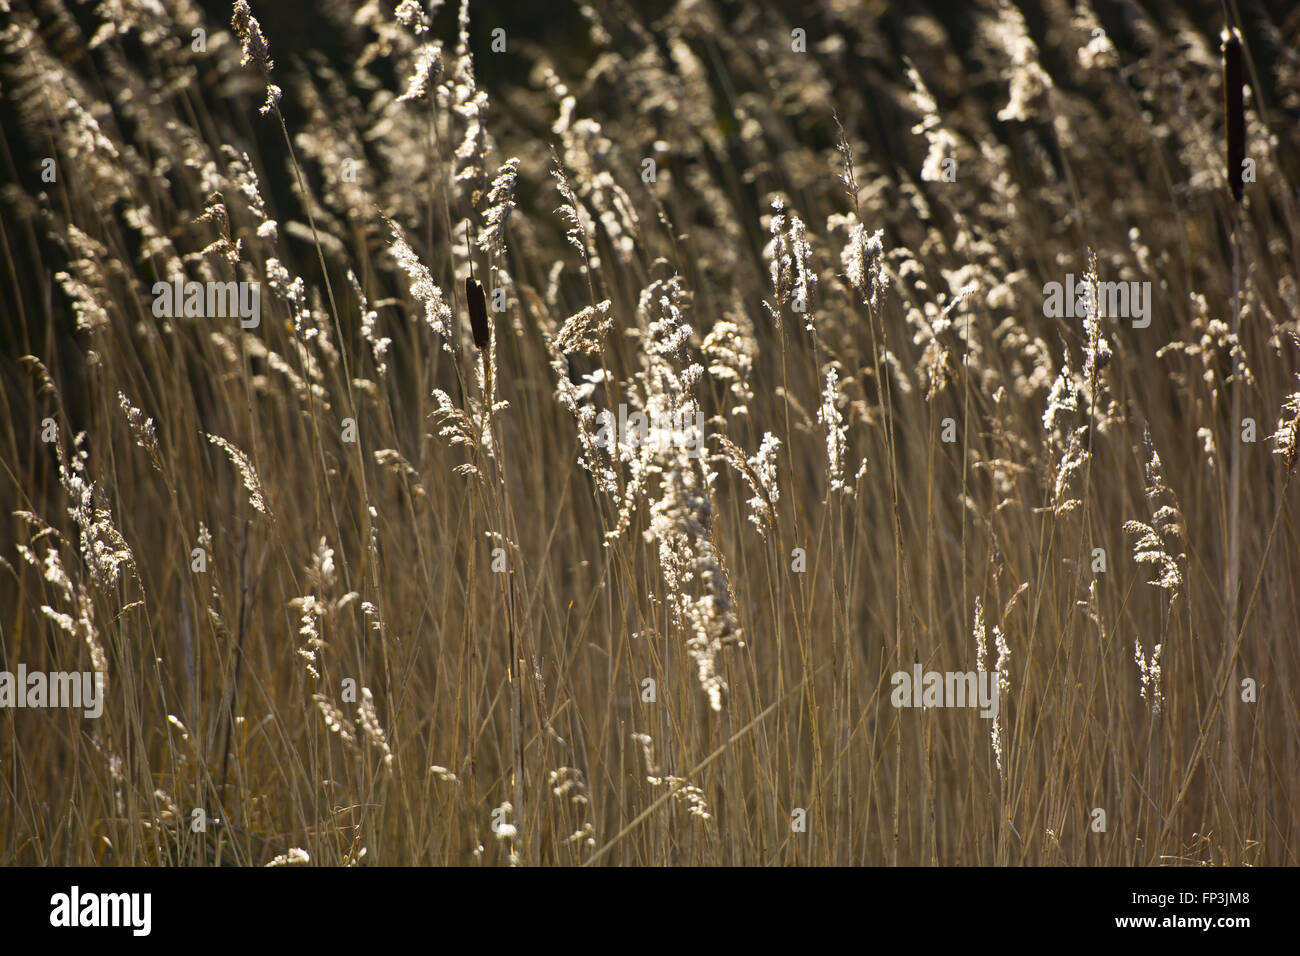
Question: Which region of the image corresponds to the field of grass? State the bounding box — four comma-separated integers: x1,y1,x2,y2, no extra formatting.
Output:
1,0,1298,866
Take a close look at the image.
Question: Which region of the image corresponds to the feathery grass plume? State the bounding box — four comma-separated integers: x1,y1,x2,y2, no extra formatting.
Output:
905,58,959,183
394,0,431,34
548,767,596,850
385,217,454,351
373,449,427,499
554,300,612,355
631,276,743,709
1122,428,1185,607
713,432,779,538
429,388,483,478
1042,343,1078,445
491,801,520,866
555,119,639,263
1273,374,1300,473
1209,319,1255,390
265,848,310,866
397,43,444,103
231,1,272,72
307,536,337,591
290,68,378,223
1080,251,1112,399
231,1,281,115
1076,580,1105,639
831,213,886,312
1042,255,1105,515
644,423,743,705
478,157,520,257
57,439,138,591
14,515,74,606
54,227,111,332
995,621,1013,692
224,147,278,241
970,597,1011,787
349,270,390,377
20,356,65,428
206,433,270,515
985,0,1053,122
1049,426,1089,516
1198,426,1219,472
258,345,328,406
991,621,1010,774
701,314,755,414
1156,295,1255,402
918,281,977,401
632,733,712,822
449,0,490,190
75,597,109,691
832,112,861,206
817,365,857,495
552,152,596,272
1073,3,1117,70
1222,27,1245,204
430,765,459,784
491,801,518,840
357,687,394,770
265,257,312,340
746,433,781,532
1134,640,1164,716
313,694,358,749
118,392,162,473
548,767,590,806
291,594,325,679
195,193,242,266
764,197,817,331
17,511,112,685
547,355,618,496
360,601,388,636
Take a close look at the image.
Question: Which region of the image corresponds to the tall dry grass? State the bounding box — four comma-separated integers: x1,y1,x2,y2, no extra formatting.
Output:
1,0,1298,865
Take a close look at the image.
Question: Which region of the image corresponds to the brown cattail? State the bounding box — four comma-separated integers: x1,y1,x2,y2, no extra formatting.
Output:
1221,27,1245,204
465,276,490,350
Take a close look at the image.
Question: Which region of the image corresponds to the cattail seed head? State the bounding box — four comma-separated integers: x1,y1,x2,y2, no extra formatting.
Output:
466,276,491,349
1221,27,1245,204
